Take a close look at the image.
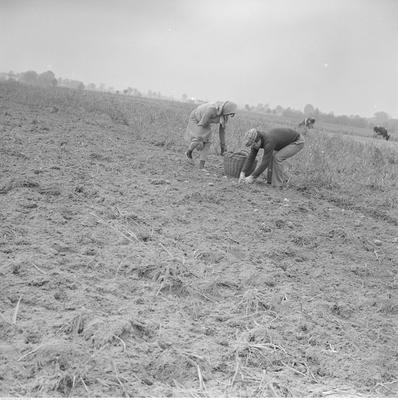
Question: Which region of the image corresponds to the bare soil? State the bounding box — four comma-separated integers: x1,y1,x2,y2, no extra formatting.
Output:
0,86,397,397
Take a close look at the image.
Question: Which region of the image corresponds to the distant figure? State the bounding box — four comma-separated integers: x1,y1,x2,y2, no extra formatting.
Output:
239,127,305,188
185,101,238,170
298,117,316,129
373,126,390,141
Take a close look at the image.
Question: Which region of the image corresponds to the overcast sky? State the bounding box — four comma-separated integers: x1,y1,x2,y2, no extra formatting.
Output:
1,0,397,118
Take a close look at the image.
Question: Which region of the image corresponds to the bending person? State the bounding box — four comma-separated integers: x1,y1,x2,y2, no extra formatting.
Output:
185,101,238,170
239,128,305,188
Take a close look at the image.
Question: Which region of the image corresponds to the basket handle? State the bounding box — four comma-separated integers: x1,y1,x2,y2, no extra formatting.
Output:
224,150,249,159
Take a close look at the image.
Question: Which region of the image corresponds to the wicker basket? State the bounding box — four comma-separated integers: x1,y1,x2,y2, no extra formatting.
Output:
223,151,257,178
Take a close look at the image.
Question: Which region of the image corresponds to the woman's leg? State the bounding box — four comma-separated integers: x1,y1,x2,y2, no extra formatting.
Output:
187,137,203,152
186,138,204,163
198,142,211,169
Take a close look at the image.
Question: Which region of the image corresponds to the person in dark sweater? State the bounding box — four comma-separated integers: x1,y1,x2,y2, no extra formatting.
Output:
239,128,305,187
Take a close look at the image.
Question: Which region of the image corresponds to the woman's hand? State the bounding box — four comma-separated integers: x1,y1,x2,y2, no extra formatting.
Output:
244,175,255,184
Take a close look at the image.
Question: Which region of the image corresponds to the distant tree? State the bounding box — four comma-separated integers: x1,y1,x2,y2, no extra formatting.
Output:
283,107,302,118
182,93,188,102
335,115,351,125
374,111,390,124
37,71,57,87
87,83,96,91
304,104,315,115
65,79,85,90
19,70,38,85
350,115,368,128
282,108,291,117
385,119,398,132
123,87,133,95
255,103,265,113
7,70,17,81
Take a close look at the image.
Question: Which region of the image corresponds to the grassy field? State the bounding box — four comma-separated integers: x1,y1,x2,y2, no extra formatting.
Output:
3,81,397,217
0,82,397,397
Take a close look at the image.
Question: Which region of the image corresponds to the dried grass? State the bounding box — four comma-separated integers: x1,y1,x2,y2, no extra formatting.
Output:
12,296,22,324
83,317,133,348
236,288,270,315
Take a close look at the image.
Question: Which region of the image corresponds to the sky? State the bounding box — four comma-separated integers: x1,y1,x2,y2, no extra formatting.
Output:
0,0,397,118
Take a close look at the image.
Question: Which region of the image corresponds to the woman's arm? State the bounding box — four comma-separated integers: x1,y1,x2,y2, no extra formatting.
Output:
197,108,215,127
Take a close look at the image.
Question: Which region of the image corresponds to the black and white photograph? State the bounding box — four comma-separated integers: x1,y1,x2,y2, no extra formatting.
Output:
0,0,397,397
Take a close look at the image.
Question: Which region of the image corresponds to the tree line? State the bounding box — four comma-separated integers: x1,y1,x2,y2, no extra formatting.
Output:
1,70,396,132
243,103,397,132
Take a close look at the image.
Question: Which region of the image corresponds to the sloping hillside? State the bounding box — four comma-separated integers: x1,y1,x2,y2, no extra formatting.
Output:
0,83,397,397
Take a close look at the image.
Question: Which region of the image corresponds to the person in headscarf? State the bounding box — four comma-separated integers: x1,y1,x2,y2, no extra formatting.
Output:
185,100,238,169
298,117,316,129
239,127,305,188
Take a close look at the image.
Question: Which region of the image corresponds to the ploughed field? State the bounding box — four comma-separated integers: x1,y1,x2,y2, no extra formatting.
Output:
0,82,397,397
